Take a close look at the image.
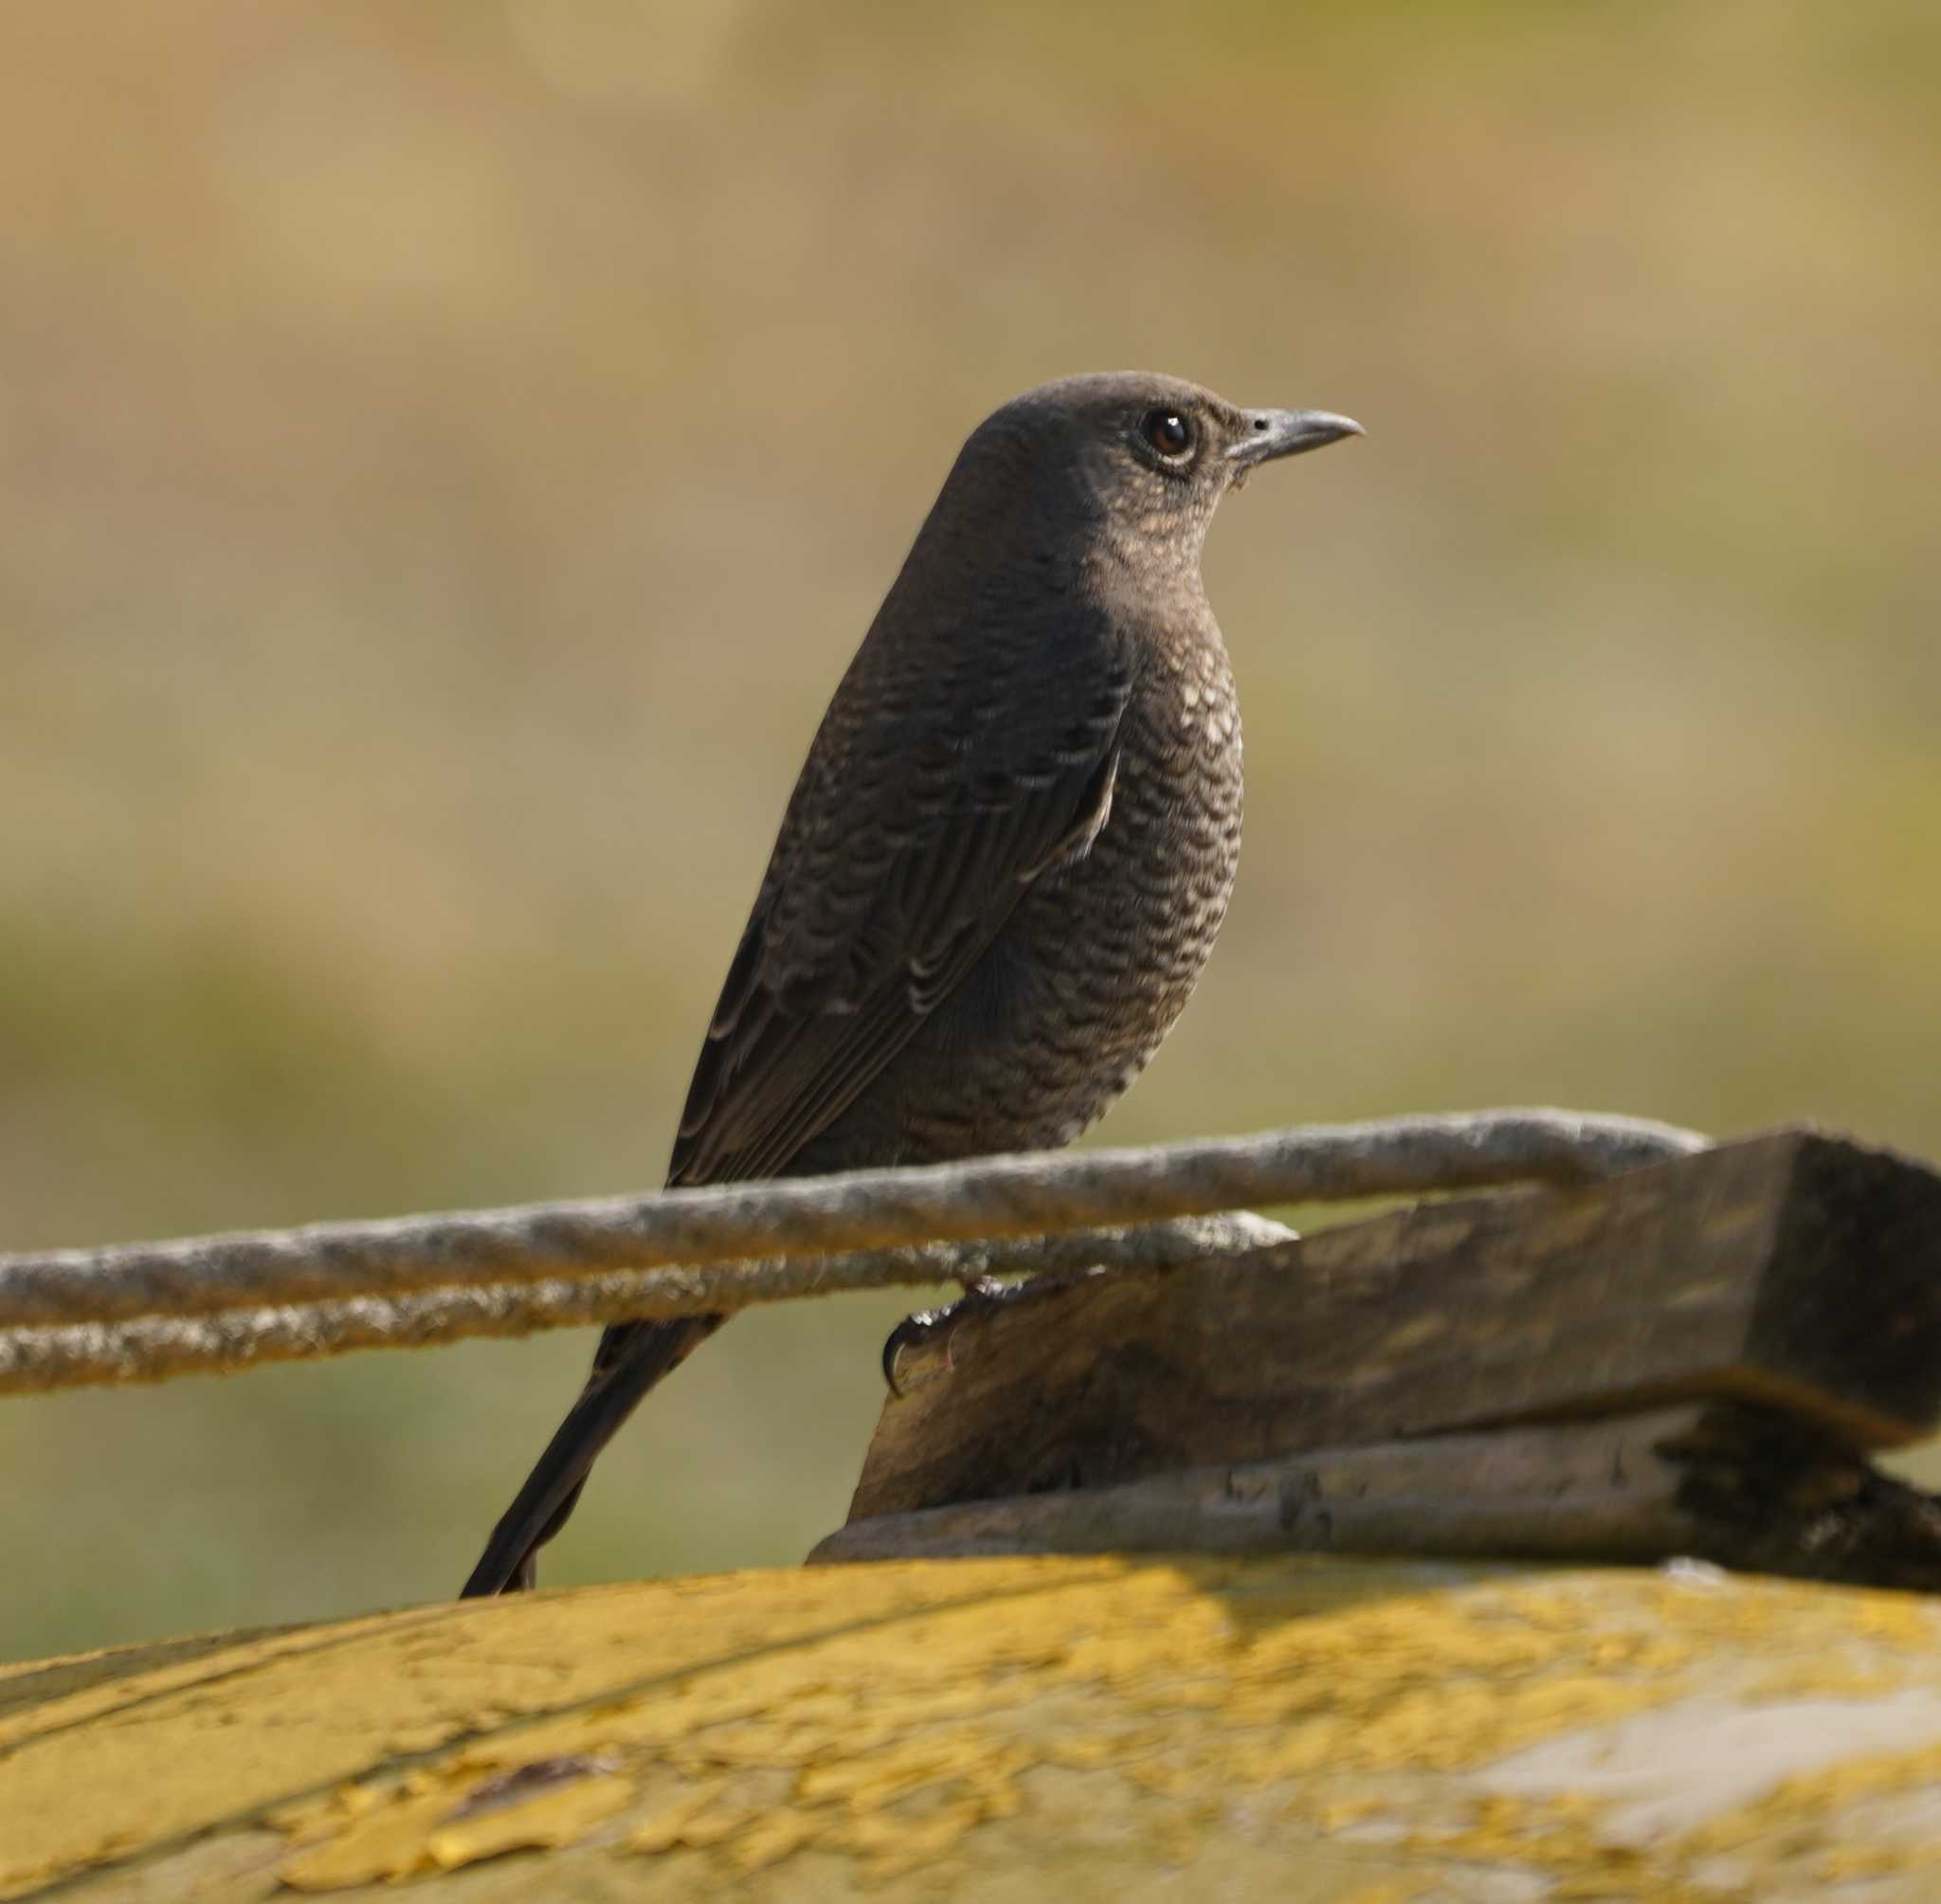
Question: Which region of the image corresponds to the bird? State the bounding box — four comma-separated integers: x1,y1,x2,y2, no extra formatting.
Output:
460,372,1361,1597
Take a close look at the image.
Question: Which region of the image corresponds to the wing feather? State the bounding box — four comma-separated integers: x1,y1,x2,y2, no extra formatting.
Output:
666,617,1133,1188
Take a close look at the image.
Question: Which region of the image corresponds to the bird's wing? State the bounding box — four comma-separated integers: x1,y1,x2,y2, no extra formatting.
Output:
667,612,1134,1188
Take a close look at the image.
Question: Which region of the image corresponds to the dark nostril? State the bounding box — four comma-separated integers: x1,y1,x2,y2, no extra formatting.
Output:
1252,416,1269,430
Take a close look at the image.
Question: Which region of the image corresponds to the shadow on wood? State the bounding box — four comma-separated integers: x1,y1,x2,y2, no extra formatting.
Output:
10,1127,1941,1896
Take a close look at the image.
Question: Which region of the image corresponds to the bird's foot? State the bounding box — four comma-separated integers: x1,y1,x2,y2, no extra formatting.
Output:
880,1272,1083,1397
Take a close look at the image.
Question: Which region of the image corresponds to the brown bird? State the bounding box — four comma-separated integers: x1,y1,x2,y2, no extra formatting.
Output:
461,372,1361,1597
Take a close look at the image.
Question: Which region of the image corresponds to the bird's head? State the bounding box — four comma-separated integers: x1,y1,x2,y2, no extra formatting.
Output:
949,372,1362,582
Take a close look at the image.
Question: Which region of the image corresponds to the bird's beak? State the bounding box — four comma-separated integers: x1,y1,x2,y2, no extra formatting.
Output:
1227,408,1365,473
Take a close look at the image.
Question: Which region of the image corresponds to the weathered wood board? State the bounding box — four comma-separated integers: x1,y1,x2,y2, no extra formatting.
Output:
820,1402,1941,1589
853,1130,1941,1521
9,1558,1941,1899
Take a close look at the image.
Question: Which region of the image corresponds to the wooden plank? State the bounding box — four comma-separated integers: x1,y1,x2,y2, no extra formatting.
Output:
850,1129,1941,1522
826,1407,1710,1565
820,1403,1941,1590
12,1557,1941,1900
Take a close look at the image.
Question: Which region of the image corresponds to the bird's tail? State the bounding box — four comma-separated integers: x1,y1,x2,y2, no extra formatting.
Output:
459,1314,725,1598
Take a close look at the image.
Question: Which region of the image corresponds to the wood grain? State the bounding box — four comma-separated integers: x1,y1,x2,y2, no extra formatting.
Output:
822,1402,1941,1589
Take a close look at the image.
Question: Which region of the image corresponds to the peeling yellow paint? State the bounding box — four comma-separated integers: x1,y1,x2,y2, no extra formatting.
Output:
5,1556,1941,1899
623,1773,735,1853
1685,1733,1941,1863
278,1760,638,1888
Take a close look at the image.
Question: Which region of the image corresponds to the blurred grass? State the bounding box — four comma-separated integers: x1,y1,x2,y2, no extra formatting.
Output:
3,0,1938,1660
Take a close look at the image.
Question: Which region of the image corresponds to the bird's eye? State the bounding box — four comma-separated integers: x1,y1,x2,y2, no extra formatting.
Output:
1140,408,1195,460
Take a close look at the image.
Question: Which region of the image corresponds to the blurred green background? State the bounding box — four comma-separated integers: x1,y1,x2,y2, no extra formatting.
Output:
3,1,1938,1663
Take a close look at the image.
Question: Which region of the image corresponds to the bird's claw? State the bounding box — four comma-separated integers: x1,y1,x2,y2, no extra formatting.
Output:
880,1305,945,1397
880,1275,1061,1397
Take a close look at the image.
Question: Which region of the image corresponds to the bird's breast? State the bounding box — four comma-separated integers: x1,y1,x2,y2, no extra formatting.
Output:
1080,630,1244,987
952,629,1245,1151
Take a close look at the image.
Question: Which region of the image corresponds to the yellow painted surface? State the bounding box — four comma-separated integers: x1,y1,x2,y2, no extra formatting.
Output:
4,1556,1941,1899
